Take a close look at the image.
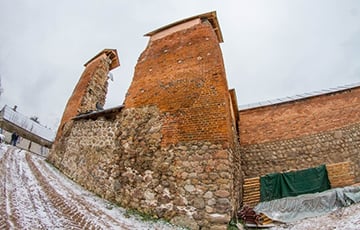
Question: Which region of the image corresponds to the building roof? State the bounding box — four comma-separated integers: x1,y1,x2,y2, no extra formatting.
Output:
0,105,55,146
239,82,360,111
73,105,124,120
145,11,224,43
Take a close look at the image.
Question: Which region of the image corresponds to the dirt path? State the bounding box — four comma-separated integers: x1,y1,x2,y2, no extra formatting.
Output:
0,145,180,229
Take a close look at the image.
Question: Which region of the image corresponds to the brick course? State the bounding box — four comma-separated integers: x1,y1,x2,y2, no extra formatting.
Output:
239,88,360,145
125,21,233,147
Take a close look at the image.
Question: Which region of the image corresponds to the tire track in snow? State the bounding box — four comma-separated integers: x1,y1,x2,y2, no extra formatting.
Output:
2,148,28,229
1,146,182,230
25,152,97,229
1,147,73,229
30,154,133,229
28,153,137,229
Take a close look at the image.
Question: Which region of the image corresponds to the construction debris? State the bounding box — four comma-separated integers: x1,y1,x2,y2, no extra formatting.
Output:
238,205,273,227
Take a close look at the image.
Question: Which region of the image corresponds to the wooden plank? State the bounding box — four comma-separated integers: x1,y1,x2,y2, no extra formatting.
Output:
327,162,350,166
243,199,260,203
327,169,349,172
243,185,260,188
244,177,260,183
243,182,260,187
243,189,260,194
243,198,259,202
261,220,274,225
243,195,260,201
244,191,260,196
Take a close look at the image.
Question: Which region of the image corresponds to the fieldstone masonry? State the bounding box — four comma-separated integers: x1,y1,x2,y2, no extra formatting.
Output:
241,122,360,179
48,11,360,230
54,49,119,142
49,12,242,229
239,87,360,182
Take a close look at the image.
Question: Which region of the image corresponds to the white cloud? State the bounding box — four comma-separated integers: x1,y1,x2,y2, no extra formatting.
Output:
0,0,359,129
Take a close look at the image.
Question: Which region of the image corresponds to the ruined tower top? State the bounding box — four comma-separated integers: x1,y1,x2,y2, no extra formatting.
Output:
53,48,120,143
84,49,120,70
125,11,232,146
144,11,224,43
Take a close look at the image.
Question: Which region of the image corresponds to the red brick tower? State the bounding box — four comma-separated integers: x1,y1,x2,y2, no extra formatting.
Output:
124,12,242,228
54,49,119,142
125,12,234,147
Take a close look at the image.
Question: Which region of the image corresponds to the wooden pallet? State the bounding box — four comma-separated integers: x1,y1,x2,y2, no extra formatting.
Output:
326,162,355,188
243,177,260,207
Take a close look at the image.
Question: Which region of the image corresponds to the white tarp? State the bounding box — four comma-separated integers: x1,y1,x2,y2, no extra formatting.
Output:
254,186,360,223
1,105,55,142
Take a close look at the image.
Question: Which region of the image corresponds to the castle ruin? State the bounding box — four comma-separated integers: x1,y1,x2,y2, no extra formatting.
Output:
48,11,360,229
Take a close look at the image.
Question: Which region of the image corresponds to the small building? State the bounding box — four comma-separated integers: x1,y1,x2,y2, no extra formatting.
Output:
0,105,55,155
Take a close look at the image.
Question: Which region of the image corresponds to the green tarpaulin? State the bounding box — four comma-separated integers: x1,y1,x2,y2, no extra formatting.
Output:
260,164,331,202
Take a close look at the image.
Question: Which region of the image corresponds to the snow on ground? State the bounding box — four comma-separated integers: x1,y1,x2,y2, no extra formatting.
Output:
0,144,183,229
2,143,360,229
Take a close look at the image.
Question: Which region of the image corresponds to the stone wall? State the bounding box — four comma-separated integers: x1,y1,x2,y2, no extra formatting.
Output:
121,13,242,228
240,122,360,182
239,87,360,182
48,106,161,201
48,12,242,229
54,50,119,142
48,105,241,229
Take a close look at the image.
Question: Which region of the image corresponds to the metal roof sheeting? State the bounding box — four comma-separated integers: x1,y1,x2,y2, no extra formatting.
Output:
1,105,55,142
239,82,360,110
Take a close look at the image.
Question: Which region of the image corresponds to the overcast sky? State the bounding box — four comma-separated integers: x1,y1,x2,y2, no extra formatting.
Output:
1,0,360,130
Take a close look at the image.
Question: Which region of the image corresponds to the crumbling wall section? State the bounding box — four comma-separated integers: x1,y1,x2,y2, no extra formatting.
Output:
47,105,239,229
49,13,241,229
53,50,118,143
48,106,162,201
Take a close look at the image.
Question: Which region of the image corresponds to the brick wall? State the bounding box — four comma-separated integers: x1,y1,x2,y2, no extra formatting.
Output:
124,20,233,147
241,123,360,181
239,88,360,182
239,87,360,145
